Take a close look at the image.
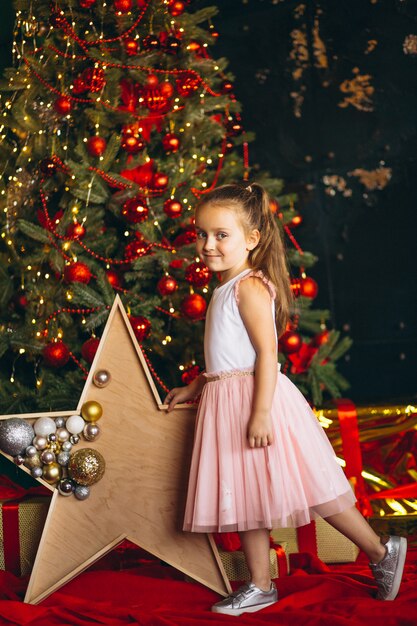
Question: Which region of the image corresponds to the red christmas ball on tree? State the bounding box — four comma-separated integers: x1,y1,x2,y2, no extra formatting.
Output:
43,341,70,367
163,198,183,218
81,337,100,364
173,226,196,247
114,0,132,13
124,234,151,261
153,172,169,190
106,270,123,289
80,0,96,7
157,275,178,296
175,76,200,97
162,133,180,152
129,315,151,342
185,261,212,288
300,277,319,299
83,67,106,92
66,222,86,239
181,365,201,385
181,294,207,320
310,330,330,348
121,196,149,223
160,81,174,97
280,330,302,354
168,0,188,17
64,262,92,284
87,136,107,157
121,134,145,154
54,96,71,115
145,74,159,87
124,37,139,55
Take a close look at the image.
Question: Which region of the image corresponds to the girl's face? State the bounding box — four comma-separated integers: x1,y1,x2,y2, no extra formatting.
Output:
195,203,259,281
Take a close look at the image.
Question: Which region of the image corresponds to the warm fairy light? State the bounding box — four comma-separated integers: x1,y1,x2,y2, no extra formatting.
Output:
10,376,14,383
124,230,129,236
202,182,207,188
169,307,175,313
66,292,73,300
31,319,36,324
179,365,184,371
19,348,25,354
154,220,159,226
40,297,44,304
63,242,71,250
45,273,50,279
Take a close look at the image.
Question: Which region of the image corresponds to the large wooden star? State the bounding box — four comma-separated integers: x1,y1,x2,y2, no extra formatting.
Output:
0,295,231,604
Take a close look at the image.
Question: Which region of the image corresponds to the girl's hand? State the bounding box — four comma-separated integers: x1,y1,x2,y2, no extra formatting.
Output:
164,386,196,412
247,414,274,448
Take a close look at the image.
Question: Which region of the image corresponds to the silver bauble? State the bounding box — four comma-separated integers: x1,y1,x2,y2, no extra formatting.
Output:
0,418,35,456
70,434,80,445
31,467,43,479
57,451,70,466
54,417,66,428
56,427,70,443
83,422,101,442
93,369,111,388
25,445,38,457
62,440,72,452
40,449,55,465
74,484,90,500
33,435,48,450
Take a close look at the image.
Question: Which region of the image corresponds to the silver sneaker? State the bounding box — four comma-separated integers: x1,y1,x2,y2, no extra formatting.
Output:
369,536,407,600
211,582,278,615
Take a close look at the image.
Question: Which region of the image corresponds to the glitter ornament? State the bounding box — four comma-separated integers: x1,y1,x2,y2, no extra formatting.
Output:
129,315,151,342
181,294,207,320
66,414,85,435
93,369,111,388
81,337,100,364
42,462,62,484
34,416,56,437
83,422,101,442
157,275,178,296
81,401,103,422
82,67,106,92
185,261,212,288
57,451,71,466
68,448,106,485
42,341,70,367
121,197,149,223
74,484,90,500
87,136,107,157
64,262,92,284
24,453,42,469
58,478,74,496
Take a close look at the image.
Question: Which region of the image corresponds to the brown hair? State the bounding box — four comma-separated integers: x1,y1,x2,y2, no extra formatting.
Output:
196,183,293,336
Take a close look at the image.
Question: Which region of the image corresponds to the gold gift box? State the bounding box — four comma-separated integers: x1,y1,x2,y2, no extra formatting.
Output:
219,544,289,581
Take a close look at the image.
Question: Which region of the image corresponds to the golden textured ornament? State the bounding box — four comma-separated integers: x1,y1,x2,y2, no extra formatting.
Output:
42,462,62,484
81,400,103,422
68,448,105,486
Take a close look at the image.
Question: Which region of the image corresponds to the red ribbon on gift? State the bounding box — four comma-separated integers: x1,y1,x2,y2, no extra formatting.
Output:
273,544,289,577
334,398,373,517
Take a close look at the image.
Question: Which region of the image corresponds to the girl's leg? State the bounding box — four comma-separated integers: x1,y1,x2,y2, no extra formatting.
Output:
239,528,271,591
325,505,386,563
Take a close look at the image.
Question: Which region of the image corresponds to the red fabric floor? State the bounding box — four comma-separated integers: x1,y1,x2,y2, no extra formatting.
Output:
1,549,417,626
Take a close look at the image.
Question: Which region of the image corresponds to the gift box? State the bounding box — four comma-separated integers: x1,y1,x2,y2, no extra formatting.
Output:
0,476,50,577
271,518,360,564
219,544,289,581
369,514,417,548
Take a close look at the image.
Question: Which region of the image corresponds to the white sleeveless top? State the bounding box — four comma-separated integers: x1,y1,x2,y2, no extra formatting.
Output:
204,269,278,375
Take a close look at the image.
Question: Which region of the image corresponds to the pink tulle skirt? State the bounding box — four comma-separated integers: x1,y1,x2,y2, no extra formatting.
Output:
183,369,356,533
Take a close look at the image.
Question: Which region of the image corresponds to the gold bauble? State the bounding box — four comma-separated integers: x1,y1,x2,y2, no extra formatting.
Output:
68,448,105,486
81,400,103,422
42,462,62,484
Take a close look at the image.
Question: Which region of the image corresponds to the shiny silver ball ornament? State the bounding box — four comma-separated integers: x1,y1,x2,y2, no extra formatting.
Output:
83,423,101,442
33,435,48,450
57,451,70,466
74,484,90,500
31,467,43,479
56,428,70,443
0,418,35,456
40,449,55,464
54,417,65,428
93,369,111,388
58,478,75,497
34,416,56,437
14,454,25,465
25,445,38,457
62,440,72,452
70,434,80,445
48,433,57,443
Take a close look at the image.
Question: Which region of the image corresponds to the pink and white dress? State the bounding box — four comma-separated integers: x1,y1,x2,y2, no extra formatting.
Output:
183,269,355,533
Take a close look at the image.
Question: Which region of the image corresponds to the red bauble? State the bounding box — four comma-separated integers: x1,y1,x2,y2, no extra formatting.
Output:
146,74,159,87
185,261,212,288
163,198,182,218
173,226,196,247
269,199,279,214
142,34,160,51
121,134,145,154
181,294,207,320
66,222,86,239
14,291,28,310
129,315,151,342
280,330,302,354
168,0,187,17
175,76,200,97
83,67,106,92
181,365,201,385
64,262,92,284
106,270,123,288
124,234,151,261
121,196,149,223
39,158,57,177
81,337,100,364
142,86,170,113
310,330,330,348
300,277,319,299
114,0,132,12
80,0,96,7
153,172,169,190
87,136,107,157
124,37,139,55
169,258,186,269
289,215,303,228
162,133,180,152
72,77,88,95
160,81,174,97
54,96,71,115
187,40,201,53
43,341,70,368
157,275,178,296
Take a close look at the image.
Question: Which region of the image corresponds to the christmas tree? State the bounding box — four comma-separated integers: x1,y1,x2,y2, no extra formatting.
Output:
0,0,351,413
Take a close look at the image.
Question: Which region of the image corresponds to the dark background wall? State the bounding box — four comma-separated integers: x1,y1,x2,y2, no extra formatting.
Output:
1,0,416,404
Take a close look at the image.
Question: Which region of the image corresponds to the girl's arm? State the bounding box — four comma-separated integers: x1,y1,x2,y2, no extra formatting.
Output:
164,372,206,412
237,277,278,448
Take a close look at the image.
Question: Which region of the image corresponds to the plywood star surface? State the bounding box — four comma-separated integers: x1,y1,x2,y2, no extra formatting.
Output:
0,295,231,604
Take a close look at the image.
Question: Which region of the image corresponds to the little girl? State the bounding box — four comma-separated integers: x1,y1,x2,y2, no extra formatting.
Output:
165,183,407,616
